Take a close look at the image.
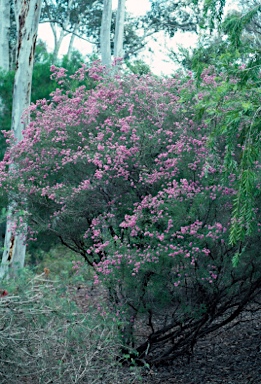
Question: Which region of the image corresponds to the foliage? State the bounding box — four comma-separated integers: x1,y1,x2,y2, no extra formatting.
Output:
170,2,261,246
125,59,152,75
222,5,261,49
145,0,198,37
40,0,201,61
0,62,261,364
201,0,226,30
0,69,15,158
28,243,79,272
171,5,260,79
188,60,261,245
40,0,103,43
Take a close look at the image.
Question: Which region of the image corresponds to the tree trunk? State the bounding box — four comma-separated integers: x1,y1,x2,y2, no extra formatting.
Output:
52,27,65,63
0,0,11,71
45,0,73,63
114,0,126,59
67,23,79,60
0,0,42,279
100,0,112,66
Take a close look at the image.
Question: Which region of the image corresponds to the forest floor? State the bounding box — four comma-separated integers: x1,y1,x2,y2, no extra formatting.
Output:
74,284,261,384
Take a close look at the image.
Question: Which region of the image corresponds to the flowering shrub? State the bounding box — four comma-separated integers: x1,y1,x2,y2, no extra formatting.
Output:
1,63,261,364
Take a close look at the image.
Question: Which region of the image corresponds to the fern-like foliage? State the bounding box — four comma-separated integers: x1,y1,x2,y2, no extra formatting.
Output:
222,5,261,48
203,0,226,30
208,66,261,245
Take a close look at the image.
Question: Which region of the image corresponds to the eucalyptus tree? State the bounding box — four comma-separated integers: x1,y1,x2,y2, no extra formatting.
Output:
114,0,126,58
121,0,199,60
42,0,74,62
0,0,42,278
40,0,103,62
222,0,261,50
40,0,201,65
0,0,11,71
100,0,112,65
143,0,198,36
40,0,126,65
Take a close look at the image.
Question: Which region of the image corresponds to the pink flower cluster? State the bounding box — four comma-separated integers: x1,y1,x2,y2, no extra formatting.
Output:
0,62,240,290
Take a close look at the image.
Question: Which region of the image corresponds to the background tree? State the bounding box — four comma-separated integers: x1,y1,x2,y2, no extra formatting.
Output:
114,0,126,58
121,0,199,60
0,0,11,71
42,0,74,63
100,0,112,65
40,0,201,65
40,0,103,62
0,0,42,278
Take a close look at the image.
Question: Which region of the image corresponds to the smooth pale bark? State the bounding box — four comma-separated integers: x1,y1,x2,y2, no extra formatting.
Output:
0,0,11,71
67,32,75,60
114,0,126,59
100,0,112,66
0,0,10,117
67,23,79,60
51,26,65,63
0,0,42,279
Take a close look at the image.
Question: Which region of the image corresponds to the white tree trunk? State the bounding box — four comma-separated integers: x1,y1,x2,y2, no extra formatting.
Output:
114,0,126,59
52,27,65,63
67,33,75,60
67,23,79,60
0,0,42,279
100,0,112,66
0,0,11,71
0,0,11,117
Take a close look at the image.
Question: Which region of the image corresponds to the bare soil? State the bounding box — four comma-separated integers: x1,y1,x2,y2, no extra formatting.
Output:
142,312,261,384
75,284,261,384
